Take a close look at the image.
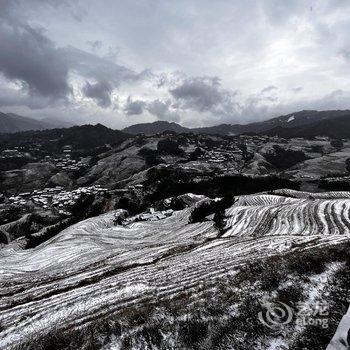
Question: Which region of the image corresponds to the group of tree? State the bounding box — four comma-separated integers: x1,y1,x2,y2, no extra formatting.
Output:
265,145,308,170
157,139,185,156
189,195,236,235
145,166,300,202
330,139,344,150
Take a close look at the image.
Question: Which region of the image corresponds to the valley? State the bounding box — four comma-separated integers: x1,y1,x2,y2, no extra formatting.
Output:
1,111,350,349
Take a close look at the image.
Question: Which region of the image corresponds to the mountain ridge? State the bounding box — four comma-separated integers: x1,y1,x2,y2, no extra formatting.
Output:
122,109,350,136
123,120,191,135
262,113,350,139
3,109,350,138
0,112,74,134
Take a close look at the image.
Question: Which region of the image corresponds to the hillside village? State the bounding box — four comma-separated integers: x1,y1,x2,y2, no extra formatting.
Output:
0,124,350,247
7,185,109,216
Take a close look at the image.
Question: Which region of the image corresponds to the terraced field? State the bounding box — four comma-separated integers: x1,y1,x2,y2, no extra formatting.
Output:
1,190,350,349
225,193,350,236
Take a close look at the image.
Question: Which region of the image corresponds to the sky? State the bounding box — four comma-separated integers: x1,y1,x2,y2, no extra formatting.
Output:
1,0,350,129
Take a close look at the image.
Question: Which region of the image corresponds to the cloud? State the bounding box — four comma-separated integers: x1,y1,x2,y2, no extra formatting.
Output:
170,77,222,112
292,87,303,93
261,85,277,94
0,85,54,109
87,40,103,51
2,0,350,128
169,76,240,120
0,20,71,101
146,99,180,122
62,46,138,87
124,97,146,116
82,80,113,107
0,1,144,110
123,97,180,122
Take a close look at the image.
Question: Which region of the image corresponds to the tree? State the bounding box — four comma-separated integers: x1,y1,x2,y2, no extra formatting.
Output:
330,139,344,149
265,145,308,170
157,139,184,156
310,145,324,154
189,147,204,161
346,158,350,173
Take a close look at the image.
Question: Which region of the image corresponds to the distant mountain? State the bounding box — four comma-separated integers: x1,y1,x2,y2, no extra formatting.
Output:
263,114,350,139
0,112,71,133
55,124,131,149
123,121,191,135
192,110,350,135
122,110,350,136
0,123,131,150
39,117,73,129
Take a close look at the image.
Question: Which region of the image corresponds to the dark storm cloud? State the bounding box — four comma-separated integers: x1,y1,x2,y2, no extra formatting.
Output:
62,46,141,101
62,47,138,86
169,76,239,118
0,0,13,17
0,0,70,104
83,81,113,107
170,77,223,111
0,18,71,100
124,97,146,116
0,1,143,110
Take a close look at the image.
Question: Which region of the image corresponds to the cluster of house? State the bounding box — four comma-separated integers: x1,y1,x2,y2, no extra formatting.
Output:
193,135,286,163
0,148,28,159
115,208,174,226
7,185,108,215
39,146,88,172
322,175,350,182
200,147,242,163
127,184,144,191
118,208,174,226
238,135,284,146
42,154,87,172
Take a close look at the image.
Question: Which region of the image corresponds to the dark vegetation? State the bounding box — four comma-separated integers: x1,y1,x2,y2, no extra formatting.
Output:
264,145,308,170
138,139,188,168
346,158,350,172
318,178,350,191
122,120,190,135
330,139,344,149
157,139,185,157
188,147,205,161
0,205,21,225
138,148,164,167
238,143,254,162
25,218,72,248
115,196,147,216
0,156,34,171
310,145,324,154
0,124,130,154
189,196,236,234
145,166,300,202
